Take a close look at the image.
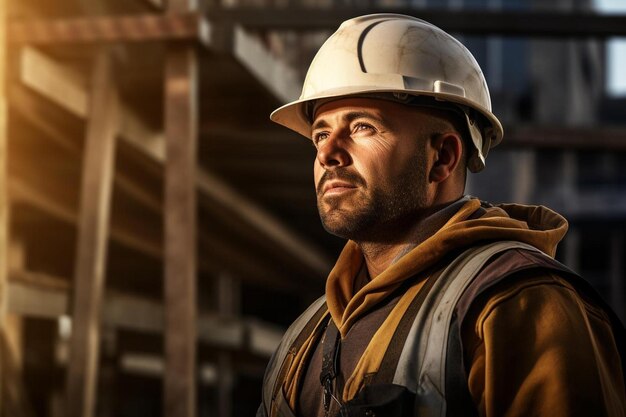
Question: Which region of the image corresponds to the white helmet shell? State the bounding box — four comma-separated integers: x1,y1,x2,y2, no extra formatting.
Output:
270,13,504,172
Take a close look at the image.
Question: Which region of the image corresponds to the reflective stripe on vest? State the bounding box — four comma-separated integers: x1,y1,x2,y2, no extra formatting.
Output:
393,241,543,417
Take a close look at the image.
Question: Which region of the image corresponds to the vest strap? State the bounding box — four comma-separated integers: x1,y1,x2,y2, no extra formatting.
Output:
262,295,328,417
369,260,451,385
320,320,341,416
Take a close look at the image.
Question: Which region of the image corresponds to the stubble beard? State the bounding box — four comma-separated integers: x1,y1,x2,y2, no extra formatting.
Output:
317,156,430,242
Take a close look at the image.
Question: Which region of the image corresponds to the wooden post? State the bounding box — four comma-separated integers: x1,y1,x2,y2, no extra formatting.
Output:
0,0,9,412
163,0,198,415
217,272,239,417
66,49,120,417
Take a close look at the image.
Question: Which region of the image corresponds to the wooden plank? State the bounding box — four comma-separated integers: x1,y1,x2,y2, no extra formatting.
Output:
6,270,260,351
8,176,310,292
209,7,626,37
20,47,88,117
247,319,283,357
196,170,328,276
19,46,331,280
163,0,198,410
121,354,218,385
503,126,626,151
232,25,300,102
9,85,163,214
20,47,166,160
8,177,163,259
8,13,210,46
197,234,307,293
0,0,9,411
216,272,237,417
7,271,69,318
66,50,120,417
0,316,35,417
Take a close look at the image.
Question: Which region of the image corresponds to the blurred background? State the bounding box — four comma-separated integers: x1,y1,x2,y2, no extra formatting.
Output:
0,0,624,416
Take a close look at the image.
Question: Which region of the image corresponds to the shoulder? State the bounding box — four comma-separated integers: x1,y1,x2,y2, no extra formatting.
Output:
260,295,328,410
458,245,616,341
456,246,613,329
457,247,623,368
466,270,611,338
460,268,626,417
272,294,327,359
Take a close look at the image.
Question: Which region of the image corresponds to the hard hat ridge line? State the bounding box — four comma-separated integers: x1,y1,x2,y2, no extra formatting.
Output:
357,20,387,73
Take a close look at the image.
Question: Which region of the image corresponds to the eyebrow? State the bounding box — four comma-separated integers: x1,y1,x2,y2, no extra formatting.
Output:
311,110,385,132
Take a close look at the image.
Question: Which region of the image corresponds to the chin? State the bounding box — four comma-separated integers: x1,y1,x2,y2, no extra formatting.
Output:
319,208,376,240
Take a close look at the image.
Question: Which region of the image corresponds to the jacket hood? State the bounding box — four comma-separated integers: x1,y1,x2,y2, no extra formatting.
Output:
326,198,569,335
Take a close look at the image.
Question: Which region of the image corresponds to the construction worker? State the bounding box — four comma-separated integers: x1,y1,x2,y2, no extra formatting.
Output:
257,14,626,417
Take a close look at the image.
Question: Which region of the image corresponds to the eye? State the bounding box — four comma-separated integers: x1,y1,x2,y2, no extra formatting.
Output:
312,131,329,147
353,122,375,135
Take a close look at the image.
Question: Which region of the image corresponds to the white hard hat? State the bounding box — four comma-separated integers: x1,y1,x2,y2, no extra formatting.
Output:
270,13,504,172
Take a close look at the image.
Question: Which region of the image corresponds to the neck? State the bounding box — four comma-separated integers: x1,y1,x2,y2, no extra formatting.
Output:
359,240,415,278
356,197,465,278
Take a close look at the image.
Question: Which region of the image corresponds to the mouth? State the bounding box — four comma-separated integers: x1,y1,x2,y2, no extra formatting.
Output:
321,180,357,197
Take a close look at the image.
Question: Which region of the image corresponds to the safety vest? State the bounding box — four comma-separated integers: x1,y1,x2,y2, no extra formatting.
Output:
257,241,626,417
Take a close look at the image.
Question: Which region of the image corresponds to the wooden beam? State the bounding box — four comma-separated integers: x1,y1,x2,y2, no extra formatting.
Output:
198,124,310,157
0,0,9,412
66,50,120,417
9,85,163,215
503,126,626,151
216,272,237,417
6,270,276,353
204,158,312,180
247,320,283,358
20,46,166,161
120,354,218,385
3,236,38,417
163,0,198,413
20,47,88,117
197,234,308,293
7,270,69,318
6,98,321,289
231,25,300,102
9,173,162,260
208,7,626,37
0,320,35,417
8,13,210,46
8,175,311,292
196,170,328,276
18,46,331,281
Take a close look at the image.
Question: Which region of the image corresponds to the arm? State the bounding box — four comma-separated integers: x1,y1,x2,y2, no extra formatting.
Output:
462,272,626,417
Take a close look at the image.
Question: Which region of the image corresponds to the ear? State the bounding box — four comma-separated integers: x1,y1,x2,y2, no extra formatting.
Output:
429,132,463,184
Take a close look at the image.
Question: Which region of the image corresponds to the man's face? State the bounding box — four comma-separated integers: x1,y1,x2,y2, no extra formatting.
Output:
312,98,437,241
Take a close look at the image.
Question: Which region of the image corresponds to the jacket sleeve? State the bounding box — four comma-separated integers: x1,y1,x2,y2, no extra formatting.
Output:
462,272,626,417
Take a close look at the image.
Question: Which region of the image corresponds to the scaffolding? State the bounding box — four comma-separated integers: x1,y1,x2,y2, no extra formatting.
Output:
0,1,625,416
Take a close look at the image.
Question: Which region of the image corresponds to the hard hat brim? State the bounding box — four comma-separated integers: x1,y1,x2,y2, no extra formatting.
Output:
270,87,504,150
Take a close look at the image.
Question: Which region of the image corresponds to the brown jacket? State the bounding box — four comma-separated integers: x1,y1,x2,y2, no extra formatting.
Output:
269,198,626,417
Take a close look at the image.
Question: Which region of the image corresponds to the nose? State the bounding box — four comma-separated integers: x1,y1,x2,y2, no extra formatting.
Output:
316,133,351,169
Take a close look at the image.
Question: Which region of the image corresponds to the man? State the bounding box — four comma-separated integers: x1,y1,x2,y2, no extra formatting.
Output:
258,14,625,417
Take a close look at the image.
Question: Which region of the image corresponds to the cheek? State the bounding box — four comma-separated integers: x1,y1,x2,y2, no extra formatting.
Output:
352,141,398,180
372,144,426,187
352,140,394,172
364,138,395,157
